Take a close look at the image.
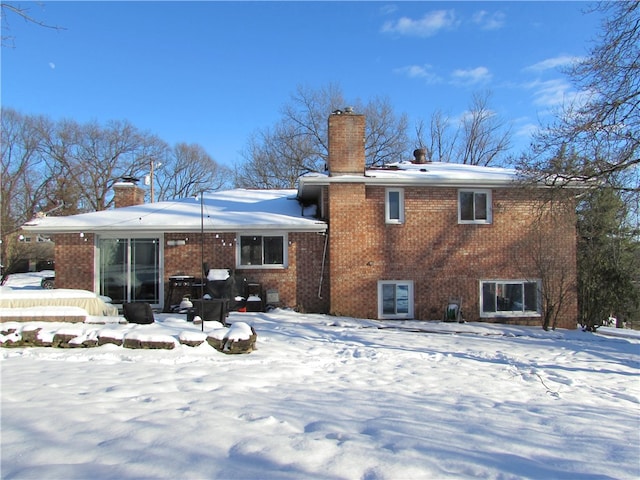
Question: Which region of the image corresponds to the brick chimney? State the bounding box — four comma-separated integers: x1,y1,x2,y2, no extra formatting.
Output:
113,177,145,208
327,108,365,176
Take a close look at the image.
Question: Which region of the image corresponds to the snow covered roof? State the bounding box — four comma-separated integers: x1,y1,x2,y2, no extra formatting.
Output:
299,161,522,189
23,189,327,234
297,161,526,203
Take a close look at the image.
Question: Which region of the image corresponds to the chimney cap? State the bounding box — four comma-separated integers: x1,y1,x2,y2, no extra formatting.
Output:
120,175,140,184
332,106,356,115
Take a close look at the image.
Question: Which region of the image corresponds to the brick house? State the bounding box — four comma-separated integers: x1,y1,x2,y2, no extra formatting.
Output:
22,110,579,328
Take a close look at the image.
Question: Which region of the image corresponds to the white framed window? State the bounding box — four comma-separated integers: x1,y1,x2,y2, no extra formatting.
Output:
378,280,414,319
458,189,492,224
237,233,287,269
480,280,541,317
385,188,405,224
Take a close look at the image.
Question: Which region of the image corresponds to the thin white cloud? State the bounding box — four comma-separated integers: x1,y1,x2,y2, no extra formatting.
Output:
379,4,398,16
457,107,497,125
381,10,457,37
515,122,539,140
525,78,574,107
48,62,56,70
524,55,582,73
393,64,442,84
471,10,506,30
450,66,492,86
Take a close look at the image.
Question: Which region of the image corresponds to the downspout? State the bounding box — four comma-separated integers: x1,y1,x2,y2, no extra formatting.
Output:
318,231,329,299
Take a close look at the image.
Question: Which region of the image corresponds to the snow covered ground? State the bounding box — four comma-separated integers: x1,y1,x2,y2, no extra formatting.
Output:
1,273,639,479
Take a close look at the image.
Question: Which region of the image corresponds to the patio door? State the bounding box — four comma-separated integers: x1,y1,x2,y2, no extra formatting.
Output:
99,237,161,305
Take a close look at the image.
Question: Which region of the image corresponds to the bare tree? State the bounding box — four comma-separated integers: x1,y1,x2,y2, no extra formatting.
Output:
1,109,48,233
363,96,410,166
238,84,409,188
236,124,316,189
38,118,168,211
4,109,227,213
415,91,512,165
0,108,55,275
516,192,578,330
155,143,232,200
1,2,65,47
415,109,458,162
525,1,639,194
459,91,512,166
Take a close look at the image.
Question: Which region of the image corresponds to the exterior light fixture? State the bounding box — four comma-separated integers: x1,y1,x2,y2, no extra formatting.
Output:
166,239,187,246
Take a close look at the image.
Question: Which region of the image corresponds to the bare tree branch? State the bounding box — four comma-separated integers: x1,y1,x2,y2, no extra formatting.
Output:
522,1,639,199
1,2,66,47
238,84,409,188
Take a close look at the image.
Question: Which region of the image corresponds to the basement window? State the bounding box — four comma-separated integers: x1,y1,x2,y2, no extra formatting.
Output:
480,280,541,317
378,280,414,319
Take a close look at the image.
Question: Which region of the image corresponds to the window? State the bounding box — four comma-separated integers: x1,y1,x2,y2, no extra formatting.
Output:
378,280,414,319
385,188,404,224
238,234,286,268
480,280,540,317
459,189,491,224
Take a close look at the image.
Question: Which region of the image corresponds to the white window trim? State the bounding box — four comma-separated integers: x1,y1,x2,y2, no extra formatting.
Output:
236,232,288,269
479,279,541,318
385,188,405,224
458,189,492,224
377,280,414,319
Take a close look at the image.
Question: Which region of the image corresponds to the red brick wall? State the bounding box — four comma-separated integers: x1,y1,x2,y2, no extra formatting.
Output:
327,184,578,329
328,113,365,176
113,184,145,208
163,232,329,312
328,182,377,316
53,233,95,291
49,184,577,329
51,231,328,313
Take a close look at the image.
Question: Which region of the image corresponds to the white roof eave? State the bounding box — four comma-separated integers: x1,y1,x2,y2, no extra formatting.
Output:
299,174,520,189
21,222,328,235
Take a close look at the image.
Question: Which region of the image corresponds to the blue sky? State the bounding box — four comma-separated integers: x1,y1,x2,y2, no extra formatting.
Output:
2,1,604,168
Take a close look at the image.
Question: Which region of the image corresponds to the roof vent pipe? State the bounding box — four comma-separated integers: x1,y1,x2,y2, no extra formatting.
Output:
413,148,429,164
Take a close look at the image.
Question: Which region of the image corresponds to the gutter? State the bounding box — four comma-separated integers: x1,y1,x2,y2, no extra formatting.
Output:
298,173,588,190
21,222,328,235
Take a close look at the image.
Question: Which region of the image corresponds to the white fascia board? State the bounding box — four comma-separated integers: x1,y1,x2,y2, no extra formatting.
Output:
21,221,328,235
299,174,519,189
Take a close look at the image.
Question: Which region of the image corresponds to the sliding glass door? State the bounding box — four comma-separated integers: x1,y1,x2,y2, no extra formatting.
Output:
99,237,160,305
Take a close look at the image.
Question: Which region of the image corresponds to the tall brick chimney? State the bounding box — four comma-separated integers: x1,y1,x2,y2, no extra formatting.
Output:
327,108,365,176
113,177,145,208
